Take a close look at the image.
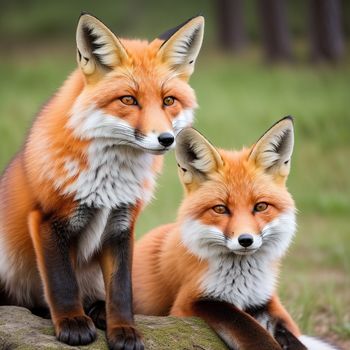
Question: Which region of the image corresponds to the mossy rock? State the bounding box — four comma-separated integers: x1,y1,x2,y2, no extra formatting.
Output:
0,306,226,349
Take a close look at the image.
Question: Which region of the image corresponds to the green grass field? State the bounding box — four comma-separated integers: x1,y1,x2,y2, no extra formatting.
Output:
0,46,349,348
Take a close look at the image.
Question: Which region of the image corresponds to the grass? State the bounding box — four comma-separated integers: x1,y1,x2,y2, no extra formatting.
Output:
0,46,349,348
280,215,350,344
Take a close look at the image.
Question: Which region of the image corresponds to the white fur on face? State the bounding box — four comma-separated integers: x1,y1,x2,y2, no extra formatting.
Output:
172,109,194,135
181,219,228,259
180,211,296,309
68,106,174,154
259,210,297,259
60,106,195,207
68,104,194,154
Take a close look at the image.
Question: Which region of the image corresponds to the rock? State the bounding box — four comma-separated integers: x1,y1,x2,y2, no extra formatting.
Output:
0,306,226,349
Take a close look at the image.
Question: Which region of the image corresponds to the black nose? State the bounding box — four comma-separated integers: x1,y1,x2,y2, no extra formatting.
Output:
158,132,174,147
238,234,254,248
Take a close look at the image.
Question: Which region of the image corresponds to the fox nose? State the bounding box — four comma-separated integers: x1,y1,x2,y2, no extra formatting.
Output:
238,234,254,248
158,132,174,147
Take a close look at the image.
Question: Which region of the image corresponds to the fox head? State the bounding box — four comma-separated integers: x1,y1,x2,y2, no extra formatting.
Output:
175,117,296,260
68,14,204,154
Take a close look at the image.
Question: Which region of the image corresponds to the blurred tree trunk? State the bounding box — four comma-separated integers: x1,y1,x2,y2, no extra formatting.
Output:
309,0,344,62
216,0,247,52
258,0,293,62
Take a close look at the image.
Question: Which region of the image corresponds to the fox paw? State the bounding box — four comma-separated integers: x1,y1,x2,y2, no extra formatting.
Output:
87,300,107,330
107,325,144,350
56,315,97,346
275,323,307,350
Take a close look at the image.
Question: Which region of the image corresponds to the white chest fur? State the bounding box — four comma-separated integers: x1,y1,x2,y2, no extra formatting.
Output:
63,140,155,208
201,253,276,310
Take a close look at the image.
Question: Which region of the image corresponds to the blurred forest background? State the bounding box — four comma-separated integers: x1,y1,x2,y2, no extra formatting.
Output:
0,0,349,348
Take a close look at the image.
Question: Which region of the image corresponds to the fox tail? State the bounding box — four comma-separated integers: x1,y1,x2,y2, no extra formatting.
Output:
299,335,339,350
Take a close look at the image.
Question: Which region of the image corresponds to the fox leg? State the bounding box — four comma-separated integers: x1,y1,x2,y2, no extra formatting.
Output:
28,210,96,345
99,206,143,350
170,289,281,350
267,294,300,336
246,295,306,350
267,294,306,350
86,299,106,330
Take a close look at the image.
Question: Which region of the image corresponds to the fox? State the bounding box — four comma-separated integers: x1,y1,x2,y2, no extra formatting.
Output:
0,13,204,349
132,118,338,350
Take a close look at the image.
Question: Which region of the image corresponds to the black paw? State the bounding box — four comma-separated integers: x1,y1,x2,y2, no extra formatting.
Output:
107,325,144,350
87,300,107,330
275,323,307,350
56,315,97,346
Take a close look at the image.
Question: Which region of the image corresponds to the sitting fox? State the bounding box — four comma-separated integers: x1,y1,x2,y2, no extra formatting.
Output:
0,13,204,349
132,118,337,350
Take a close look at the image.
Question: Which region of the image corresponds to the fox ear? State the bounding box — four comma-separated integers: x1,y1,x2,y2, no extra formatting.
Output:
249,116,294,181
157,16,204,80
175,128,223,191
76,13,129,81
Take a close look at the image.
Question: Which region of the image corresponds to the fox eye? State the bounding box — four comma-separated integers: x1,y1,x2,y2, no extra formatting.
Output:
163,96,175,106
120,96,138,105
254,202,269,212
212,205,229,215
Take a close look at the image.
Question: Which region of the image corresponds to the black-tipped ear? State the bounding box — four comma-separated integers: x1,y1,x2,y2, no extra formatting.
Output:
158,17,197,41
157,16,204,79
249,117,294,180
76,14,129,79
175,128,223,190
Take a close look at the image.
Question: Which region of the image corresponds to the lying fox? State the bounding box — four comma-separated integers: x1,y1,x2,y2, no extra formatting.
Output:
0,13,204,349
133,118,337,350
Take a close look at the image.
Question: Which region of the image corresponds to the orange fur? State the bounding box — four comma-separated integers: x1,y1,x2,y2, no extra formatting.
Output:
133,149,295,319
0,20,198,304
268,295,301,336
133,223,206,316
0,14,204,347
133,123,301,348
